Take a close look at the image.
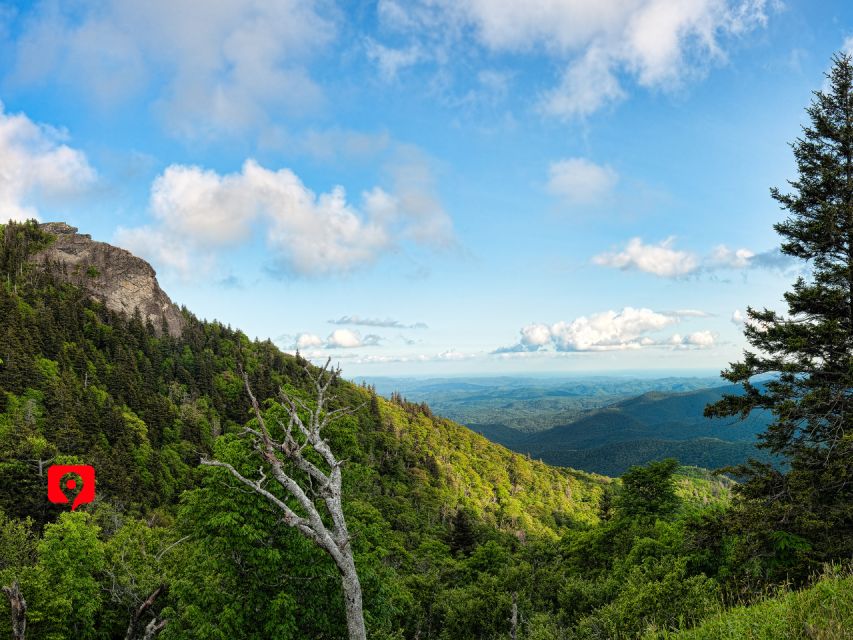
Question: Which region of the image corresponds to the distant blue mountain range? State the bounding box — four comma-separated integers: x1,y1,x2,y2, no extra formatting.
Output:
361,376,774,476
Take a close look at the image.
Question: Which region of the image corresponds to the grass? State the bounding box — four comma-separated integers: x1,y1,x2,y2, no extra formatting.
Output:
651,565,853,640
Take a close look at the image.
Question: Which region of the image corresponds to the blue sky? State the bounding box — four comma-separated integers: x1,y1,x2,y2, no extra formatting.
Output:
0,0,850,376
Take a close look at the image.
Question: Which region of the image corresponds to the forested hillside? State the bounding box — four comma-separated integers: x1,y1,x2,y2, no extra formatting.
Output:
0,220,621,638
0,221,759,639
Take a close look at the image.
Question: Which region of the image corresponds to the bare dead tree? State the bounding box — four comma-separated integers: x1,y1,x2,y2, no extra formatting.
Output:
123,585,167,640
2,580,26,640
201,358,367,640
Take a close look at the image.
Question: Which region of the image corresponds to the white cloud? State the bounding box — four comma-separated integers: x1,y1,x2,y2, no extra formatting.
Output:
374,0,770,118
593,237,776,278
113,226,204,280
708,244,755,268
327,329,368,349
496,307,703,353
0,102,96,221
550,308,677,351
593,237,699,277
295,333,325,350
731,309,745,325
119,158,453,278
520,323,553,349
540,47,626,118
283,329,382,351
496,307,719,353
6,1,334,139
547,157,618,205
669,330,716,348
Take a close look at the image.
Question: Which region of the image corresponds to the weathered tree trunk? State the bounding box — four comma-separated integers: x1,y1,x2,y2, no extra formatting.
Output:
124,585,166,640
338,555,367,640
141,618,167,640
202,360,369,640
2,581,27,640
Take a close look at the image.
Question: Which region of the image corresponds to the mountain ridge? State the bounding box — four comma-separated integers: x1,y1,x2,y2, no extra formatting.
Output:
1,219,608,536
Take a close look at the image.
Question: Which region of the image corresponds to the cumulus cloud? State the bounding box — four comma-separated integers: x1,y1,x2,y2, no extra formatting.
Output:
494,307,716,353
373,0,770,118
295,333,325,350
329,315,428,329
5,1,334,139
496,308,719,353
593,237,699,277
593,237,790,278
118,158,453,279
547,157,618,205
519,323,553,349
0,102,96,221
284,329,382,351
327,329,381,349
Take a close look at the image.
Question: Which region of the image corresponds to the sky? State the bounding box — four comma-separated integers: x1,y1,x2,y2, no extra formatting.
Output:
0,0,850,377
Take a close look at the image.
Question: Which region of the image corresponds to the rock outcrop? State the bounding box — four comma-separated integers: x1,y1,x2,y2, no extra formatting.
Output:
31,222,184,337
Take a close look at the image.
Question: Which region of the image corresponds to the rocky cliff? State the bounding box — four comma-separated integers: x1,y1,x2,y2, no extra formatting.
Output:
31,222,184,337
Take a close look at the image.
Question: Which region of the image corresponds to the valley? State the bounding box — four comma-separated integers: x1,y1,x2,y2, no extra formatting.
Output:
364,376,775,475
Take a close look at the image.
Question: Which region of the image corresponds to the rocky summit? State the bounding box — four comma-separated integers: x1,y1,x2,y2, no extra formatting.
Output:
30,222,184,337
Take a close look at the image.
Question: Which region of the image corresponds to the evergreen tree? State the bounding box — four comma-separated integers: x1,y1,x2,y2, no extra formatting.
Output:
616,458,680,519
449,508,478,556
706,53,853,563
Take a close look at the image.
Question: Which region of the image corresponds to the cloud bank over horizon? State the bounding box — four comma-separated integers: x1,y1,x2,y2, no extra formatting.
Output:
495,307,717,354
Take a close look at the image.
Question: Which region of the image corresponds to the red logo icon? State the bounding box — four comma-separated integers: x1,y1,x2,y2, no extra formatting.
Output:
47,465,95,511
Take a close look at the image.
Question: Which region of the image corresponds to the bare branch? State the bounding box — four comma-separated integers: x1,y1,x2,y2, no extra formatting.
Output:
154,536,189,563
205,359,366,639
